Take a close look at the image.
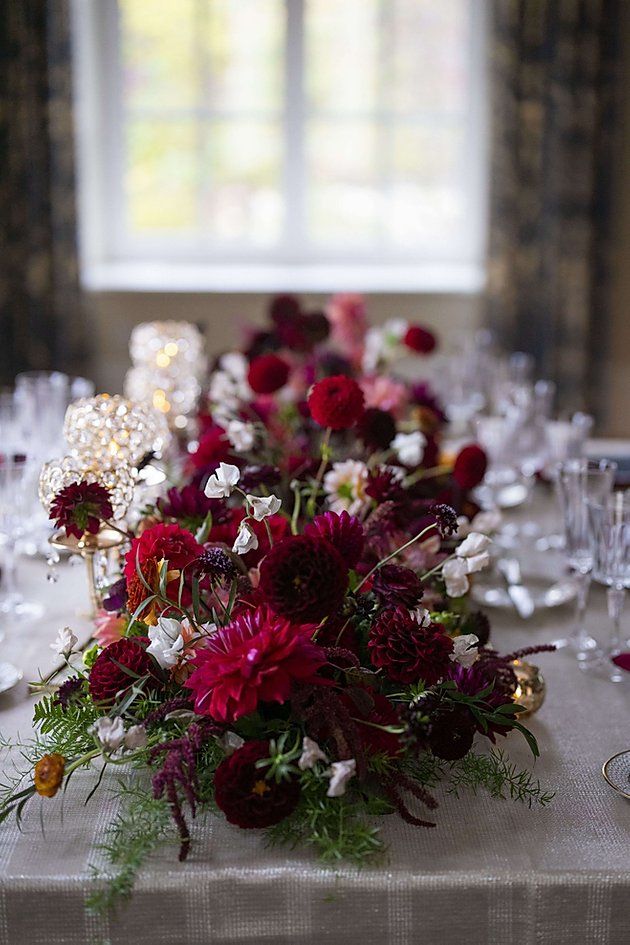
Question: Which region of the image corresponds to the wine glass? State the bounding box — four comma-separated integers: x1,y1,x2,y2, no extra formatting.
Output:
553,458,617,657
473,414,528,509
587,493,630,683
0,456,45,620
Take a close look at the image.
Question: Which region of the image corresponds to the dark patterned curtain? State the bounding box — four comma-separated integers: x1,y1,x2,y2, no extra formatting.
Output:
486,0,621,417
0,0,87,384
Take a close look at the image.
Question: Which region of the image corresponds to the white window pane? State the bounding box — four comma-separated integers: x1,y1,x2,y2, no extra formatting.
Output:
126,120,198,232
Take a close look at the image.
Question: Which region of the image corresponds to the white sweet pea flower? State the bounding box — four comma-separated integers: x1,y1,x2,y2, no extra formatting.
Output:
246,493,281,521
220,351,249,381
456,532,492,558
298,736,328,771
147,616,185,670
232,521,259,555
450,633,480,668
442,557,470,597
326,759,356,798
412,607,432,627
204,462,241,499
226,420,255,453
91,716,125,752
124,724,148,750
392,431,426,467
470,510,502,535
465,551,491,574
50,626,78,657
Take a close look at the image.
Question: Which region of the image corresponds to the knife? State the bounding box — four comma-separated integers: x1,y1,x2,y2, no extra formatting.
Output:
496,558,535,619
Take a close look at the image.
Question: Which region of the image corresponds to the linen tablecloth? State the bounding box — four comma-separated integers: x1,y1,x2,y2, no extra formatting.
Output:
0,494,628,945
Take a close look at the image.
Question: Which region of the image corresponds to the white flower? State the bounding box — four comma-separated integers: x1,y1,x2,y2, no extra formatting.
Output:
124,724,148,750
392,431,427,467
384,318,408,342
456,532,492,559
147,617,185,670
362,327,385,373
465,551,490,574
326,759,356,797
208,371,241,413
204,462,241,499
226,420,255,453
450,633,480,668
50,626,78,657
323,460,369,516
232,521,259,555
299,736,328,771
442,557,470,597
91,716,125,752
246,493,281,521
470,510,502,535
220,351,249,382
412,607,432,627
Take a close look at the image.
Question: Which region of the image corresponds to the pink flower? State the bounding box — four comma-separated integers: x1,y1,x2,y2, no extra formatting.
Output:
93,610,126,647
326,294,367,362
184,605,327,722
360,375,409,418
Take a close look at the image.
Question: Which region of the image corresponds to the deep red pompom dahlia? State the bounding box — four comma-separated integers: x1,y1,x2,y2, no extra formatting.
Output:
356,407,397,451
404,325,437,354
304,510,364,569
307,375,365,430
50,481,113,539
89,638,152,704
371,564,423,609
258,535,349,623
184,605,326,722
368,607,454,685
214,740,300,828
247,354,290,394
452,444,488,490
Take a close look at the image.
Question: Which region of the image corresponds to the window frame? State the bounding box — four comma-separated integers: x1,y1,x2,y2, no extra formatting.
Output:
71,0,489,293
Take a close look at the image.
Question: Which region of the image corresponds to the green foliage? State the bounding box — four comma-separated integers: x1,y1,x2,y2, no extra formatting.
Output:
32,694,100,757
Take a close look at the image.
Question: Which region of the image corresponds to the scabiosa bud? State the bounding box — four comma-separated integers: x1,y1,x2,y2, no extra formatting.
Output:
432,503,458,538
247,354,290,394
195,547,237,584
368,607,453,685
53,675,84,710
459,610,491,646
356,407,397,451
452,445,488,490
304,510,364,569
307,375,365,430
371,565,423,609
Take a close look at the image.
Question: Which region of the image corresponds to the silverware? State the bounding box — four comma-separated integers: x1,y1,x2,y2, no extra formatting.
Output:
496,558,536,619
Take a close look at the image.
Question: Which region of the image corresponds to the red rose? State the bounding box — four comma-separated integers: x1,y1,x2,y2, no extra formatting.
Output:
258,535,349,623
214,740,300,828
452,444,488,490
404,325,437,354
307,375,365,430
89,638,152,704
247,354,290,394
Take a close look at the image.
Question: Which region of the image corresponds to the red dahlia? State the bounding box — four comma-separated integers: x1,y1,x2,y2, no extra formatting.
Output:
214,740,300,828
258,535,349,623
49,480,113,539
89,638,152,705
356,407,397,451
452,444,487,490
404,325,437,354
124,523,203,584
247,354,290,394
188,425,232,472
307,375,365,430
304,510,364,569
371,564,423,609
184,605,327,722
368,607,454,685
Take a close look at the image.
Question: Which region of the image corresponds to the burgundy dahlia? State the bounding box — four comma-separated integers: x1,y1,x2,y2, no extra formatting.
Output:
404,325,437,354
368,607,453,685
452,445,488,490
304,510,364,569
365,467,405,504
371,564,423,609
214,740,300,829
247,354,290,394
50,480,113,539
258,535,349,623
356,407,397,451
307,375,365,430
157,485,227,531
184,604,327,722
188,425,232,473
89,638,152,705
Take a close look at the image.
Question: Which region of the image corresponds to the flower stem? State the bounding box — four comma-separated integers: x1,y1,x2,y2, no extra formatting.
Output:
355,523,437,592
307,426,332,517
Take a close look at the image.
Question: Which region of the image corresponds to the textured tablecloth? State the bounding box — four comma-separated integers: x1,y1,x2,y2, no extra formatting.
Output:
0,493,629,945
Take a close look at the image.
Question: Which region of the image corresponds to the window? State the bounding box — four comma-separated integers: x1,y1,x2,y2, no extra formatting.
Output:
73,0,487,291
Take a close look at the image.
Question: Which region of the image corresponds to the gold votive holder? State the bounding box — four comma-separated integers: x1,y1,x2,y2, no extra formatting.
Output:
512,659,546,716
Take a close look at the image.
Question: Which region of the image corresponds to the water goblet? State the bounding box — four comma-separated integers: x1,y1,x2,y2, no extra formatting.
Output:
553,458,617,657
0,457,45,620
587,493,630,683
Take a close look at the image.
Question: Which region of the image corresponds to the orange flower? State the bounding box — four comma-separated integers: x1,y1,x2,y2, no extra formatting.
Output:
34,753,65,797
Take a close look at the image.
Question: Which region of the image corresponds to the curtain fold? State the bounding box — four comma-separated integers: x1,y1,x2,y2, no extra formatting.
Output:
486,0,621,417
0,0,87,384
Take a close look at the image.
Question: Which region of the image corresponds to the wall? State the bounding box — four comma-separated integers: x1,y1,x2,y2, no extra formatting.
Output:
84,290,482,394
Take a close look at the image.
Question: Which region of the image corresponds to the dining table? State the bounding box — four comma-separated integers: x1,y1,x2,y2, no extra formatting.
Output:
0,485,628,945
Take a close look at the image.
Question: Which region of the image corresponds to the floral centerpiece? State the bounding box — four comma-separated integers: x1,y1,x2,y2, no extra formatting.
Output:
0,296,554,912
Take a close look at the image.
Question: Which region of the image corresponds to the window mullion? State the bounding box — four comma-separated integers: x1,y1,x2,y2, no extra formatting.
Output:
283,0,305,260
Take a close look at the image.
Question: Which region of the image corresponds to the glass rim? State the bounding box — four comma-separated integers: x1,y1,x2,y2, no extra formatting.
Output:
555,457,618,476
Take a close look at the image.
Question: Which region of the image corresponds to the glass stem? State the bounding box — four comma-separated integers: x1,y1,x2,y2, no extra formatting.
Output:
0,538,18,600
571,570,590,648
606,586,625,657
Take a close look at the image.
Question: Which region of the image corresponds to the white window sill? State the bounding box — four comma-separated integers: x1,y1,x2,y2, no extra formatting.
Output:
82,261,486,295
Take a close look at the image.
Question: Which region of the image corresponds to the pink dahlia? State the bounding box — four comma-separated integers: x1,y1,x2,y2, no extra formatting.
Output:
184,605,327,722
304,510,364,569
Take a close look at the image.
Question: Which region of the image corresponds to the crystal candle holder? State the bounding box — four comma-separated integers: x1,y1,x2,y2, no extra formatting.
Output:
63,394,170,467
39,453,136,522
